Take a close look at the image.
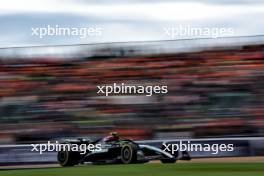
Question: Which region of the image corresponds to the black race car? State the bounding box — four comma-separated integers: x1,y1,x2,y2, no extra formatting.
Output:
57,136,191,166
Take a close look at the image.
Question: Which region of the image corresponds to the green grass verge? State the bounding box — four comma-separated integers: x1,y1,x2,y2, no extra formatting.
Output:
1,163,264,176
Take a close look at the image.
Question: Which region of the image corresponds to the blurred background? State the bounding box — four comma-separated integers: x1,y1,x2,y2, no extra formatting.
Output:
0,0,264,166
0,36,264,144
0,0,264,47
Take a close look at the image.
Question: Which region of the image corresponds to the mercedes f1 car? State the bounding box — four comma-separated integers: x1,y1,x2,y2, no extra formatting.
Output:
57,135,191,166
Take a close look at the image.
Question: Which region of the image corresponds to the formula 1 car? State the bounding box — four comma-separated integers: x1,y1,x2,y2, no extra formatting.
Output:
57,136,191,166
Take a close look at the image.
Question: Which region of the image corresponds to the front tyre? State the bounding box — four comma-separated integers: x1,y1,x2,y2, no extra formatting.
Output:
120,144,138,164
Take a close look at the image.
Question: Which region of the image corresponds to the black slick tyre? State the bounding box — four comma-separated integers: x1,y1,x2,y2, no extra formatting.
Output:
120,144,138,164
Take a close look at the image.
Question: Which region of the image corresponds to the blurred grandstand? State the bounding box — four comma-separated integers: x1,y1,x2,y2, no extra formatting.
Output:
0,36,264,144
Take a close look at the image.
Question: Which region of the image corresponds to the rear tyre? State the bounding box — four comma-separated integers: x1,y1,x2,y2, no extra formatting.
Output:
57,150,80,167
120,143,138,164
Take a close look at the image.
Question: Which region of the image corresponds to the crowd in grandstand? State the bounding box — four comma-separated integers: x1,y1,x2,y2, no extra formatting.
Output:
0,44,264,143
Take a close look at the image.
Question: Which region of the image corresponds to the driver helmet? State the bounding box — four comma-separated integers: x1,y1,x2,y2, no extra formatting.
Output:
104,132,120,142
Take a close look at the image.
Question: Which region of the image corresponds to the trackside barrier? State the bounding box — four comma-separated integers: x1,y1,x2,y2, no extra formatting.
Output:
0,137,263,165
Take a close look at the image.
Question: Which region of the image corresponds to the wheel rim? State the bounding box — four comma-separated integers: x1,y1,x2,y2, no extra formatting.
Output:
123,147,131,160
58,151,67,163
121,145,134,163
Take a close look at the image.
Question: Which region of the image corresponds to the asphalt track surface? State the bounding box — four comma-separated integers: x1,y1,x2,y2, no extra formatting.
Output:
1,157,264,170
